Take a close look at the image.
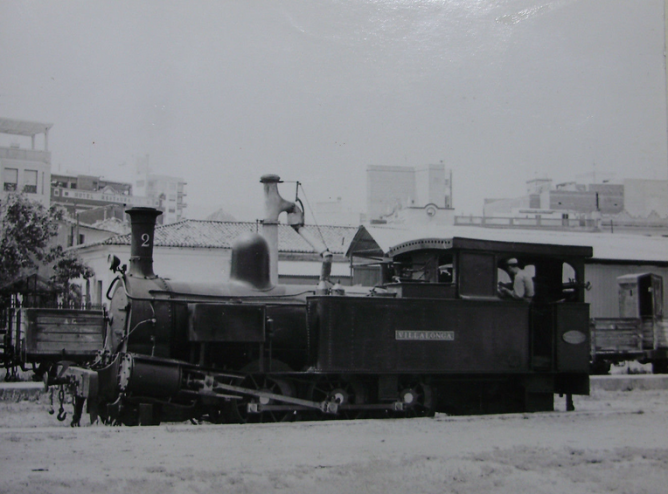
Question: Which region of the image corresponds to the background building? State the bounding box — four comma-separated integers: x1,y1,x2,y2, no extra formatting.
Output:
50,173,157,217
0,118,52,207
478,177,668,235
485,178,625,217
366,164,453,225
311,197,365,226
134,173,187,225
51,173,133,195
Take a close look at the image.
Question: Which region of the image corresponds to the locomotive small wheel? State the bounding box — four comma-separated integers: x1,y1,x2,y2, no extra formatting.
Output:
228,375,296,424
590,360,612,375
308,378,368,420
396,379,434,418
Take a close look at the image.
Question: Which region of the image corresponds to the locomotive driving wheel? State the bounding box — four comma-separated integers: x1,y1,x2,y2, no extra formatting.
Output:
307,377,369,420
227,374,296,424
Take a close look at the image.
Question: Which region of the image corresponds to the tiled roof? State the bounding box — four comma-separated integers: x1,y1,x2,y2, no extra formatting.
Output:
87,220,357,255
60,216,128,235
90,218,130,235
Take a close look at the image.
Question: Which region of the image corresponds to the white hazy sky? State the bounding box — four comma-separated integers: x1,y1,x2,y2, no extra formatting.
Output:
1,0,666,221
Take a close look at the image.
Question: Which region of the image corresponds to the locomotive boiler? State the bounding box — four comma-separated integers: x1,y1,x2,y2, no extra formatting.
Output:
51,175,593,426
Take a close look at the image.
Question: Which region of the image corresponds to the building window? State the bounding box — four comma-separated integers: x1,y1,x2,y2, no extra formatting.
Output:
3,168,18,191
23,170,38,194
97,280,103,306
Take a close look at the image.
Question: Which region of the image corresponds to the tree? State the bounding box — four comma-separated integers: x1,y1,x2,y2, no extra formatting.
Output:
49,248,94,306
0,194,93,306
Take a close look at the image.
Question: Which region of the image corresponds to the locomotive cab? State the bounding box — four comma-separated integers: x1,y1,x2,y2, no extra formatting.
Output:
333,230,594,413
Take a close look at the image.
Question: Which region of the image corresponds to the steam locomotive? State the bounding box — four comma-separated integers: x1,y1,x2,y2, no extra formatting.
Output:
15,175,594,425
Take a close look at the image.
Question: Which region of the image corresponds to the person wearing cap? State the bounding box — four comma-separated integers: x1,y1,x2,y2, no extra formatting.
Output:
498,258,534,301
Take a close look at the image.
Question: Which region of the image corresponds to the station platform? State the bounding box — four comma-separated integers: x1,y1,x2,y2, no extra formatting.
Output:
0,381,44,400
589,374,668,391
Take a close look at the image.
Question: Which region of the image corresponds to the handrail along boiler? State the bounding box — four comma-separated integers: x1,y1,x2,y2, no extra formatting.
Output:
50,175,593,425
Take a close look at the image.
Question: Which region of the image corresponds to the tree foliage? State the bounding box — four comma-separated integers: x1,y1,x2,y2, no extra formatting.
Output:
0,194,93,302
49,247,95,305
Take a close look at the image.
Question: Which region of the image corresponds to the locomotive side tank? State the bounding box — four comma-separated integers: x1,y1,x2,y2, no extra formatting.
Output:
52,175,594,426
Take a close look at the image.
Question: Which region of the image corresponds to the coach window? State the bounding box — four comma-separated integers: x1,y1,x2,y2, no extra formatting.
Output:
96,280,103,307
498,266,512,287
562,262,575,283
438,253,455,283
459,252,496,297
498,258,536,301
561,261,582,302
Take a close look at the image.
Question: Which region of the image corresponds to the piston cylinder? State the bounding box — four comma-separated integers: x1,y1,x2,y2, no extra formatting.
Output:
119,354,182,399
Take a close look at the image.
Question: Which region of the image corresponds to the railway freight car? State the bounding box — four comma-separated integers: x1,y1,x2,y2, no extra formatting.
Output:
590,272,668,374
40,175,592,426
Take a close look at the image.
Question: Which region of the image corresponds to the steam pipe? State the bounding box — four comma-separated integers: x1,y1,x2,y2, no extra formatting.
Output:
260,174,332,290
260,174,300,285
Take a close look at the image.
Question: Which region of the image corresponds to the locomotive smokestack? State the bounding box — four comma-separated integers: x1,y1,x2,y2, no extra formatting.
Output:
126,207,162,278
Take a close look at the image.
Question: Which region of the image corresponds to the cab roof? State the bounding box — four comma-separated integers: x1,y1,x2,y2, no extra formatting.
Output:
347,225,609,260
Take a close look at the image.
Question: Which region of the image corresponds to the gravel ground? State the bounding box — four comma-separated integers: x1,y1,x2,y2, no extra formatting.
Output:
0,387,667,494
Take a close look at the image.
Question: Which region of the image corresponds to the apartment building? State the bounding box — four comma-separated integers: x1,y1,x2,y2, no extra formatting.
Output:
0,118,53,207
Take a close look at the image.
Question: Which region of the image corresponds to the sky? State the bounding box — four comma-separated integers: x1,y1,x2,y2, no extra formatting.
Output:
1,0,666,221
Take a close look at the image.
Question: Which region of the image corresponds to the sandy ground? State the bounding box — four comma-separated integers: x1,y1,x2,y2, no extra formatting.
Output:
0,387,667,494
